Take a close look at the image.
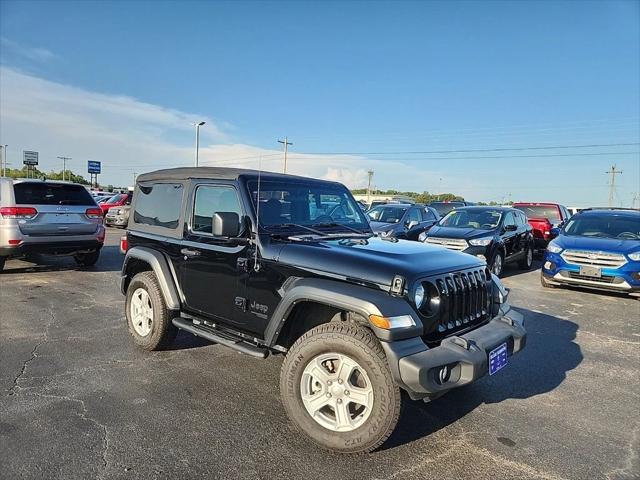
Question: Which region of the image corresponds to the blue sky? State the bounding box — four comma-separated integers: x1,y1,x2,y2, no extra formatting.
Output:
1,0,639,206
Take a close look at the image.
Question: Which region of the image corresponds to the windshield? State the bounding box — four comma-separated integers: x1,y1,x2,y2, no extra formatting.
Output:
440,209,502,229
105,193,126,204
563,214,640,240
430,202,464,216
247,180,370,233
14,183,96,206
367,205,408,223
514,205,561,222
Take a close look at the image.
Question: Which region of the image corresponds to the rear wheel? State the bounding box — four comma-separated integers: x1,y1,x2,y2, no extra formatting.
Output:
518,245,533,270
280,322,401,453
74,249,100,267
125,271,177,350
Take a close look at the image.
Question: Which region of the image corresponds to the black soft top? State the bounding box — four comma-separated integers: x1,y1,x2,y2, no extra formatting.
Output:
136,167,338,185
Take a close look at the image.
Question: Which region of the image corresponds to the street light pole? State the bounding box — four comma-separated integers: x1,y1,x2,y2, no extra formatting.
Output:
193,121,206,167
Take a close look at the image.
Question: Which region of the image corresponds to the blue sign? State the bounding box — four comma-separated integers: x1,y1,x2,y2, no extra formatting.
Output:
88,161,101,174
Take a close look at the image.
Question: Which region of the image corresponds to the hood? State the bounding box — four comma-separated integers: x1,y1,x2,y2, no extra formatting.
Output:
555,234,640,255
274,236,484,288
370,221,398,231
427,225,495,240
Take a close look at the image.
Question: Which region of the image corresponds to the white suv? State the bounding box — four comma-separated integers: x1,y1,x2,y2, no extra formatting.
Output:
0,178,105,272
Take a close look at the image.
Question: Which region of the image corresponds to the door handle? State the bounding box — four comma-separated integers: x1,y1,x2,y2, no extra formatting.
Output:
180,248,201,258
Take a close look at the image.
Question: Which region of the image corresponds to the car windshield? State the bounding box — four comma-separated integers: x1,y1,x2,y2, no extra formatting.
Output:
367,206,408,223
514,205,561,222
439,209,502,229
430,202,464,216
13,182,95,206
563,214,640,240
247,180,370,233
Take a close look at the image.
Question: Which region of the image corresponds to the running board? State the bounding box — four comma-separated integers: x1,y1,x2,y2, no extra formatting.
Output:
172,318,268,358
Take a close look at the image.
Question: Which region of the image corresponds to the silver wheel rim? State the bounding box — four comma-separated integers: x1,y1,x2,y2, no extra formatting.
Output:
130,288,153,337
493,254,503,275
300,352,374,432
527,248,533,266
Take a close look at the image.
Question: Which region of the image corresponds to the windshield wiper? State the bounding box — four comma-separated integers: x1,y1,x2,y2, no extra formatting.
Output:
266,223,328,236
311,222,370,235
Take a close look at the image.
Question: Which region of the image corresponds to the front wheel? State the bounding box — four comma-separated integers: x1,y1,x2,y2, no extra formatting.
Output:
490,251,505,277
280,322,401,453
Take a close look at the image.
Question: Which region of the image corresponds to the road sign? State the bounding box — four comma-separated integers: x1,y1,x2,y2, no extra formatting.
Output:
23,151,39,166
88,161,101,174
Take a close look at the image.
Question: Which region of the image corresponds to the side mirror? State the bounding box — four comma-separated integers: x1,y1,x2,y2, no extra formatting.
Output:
549,227,560,239
212,212,240,237
504,224,517,232
406,220,419,230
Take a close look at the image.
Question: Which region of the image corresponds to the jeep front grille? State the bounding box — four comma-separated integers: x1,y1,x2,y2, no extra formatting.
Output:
420,267,491,342
560,249,627,268
425,237,468,251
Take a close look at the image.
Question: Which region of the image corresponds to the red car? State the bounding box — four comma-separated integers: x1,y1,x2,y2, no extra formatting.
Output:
512,202,572,251
99,192,131,216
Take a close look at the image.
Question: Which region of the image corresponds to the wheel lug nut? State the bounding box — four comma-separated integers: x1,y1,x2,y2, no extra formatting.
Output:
326,393,331,398
338,379,343,384
344,390,349,395
327,380,332,386
337,398,342,404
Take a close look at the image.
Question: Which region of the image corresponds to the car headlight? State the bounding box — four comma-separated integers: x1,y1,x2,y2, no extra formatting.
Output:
469,236,493,246
628,252,640,261
414,284,425,308
547,241,563,254
117,209,124,215
418,231,428,242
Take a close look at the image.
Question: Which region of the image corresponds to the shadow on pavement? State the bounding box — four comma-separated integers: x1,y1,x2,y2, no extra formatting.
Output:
1,245,123,274
383,307,583,450
499,259,542,279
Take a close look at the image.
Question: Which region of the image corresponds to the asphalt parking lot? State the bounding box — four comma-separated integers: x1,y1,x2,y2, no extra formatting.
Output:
1,228,638,480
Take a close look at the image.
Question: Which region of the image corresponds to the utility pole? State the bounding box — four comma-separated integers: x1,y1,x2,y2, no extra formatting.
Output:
278,137,293,174
57,156,71,182
1,145,7,177
367,170,374,205
606,164,623,207
632,192,639,209
133,172,137,185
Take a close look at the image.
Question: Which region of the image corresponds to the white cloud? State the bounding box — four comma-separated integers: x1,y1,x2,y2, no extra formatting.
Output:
0,66,459,195
1,37,57,63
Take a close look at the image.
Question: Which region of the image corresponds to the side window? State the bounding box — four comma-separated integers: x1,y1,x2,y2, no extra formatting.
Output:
192,185,242,235
422,207,436,221
407,208,421,224
133,183,183,229
504,211,516,227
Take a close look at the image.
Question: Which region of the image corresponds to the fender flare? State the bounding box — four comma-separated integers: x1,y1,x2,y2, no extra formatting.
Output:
121,246,181,310
265,277,423,346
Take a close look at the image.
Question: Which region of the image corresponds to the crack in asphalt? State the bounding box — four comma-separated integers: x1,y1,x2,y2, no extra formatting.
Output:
8,310,54,396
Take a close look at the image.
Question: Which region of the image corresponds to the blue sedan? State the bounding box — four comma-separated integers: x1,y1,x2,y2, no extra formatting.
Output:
541,208,640,296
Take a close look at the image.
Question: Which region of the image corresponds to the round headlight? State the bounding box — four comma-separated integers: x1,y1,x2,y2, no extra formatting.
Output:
414,284,425,308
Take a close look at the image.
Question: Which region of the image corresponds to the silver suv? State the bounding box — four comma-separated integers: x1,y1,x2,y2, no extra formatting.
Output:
0,178,105,272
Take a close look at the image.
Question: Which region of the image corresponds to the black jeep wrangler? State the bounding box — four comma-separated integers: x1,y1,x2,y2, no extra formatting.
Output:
120,167,526,453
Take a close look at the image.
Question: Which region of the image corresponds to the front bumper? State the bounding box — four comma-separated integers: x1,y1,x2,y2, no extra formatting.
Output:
542,252,640,292
383,306,526,398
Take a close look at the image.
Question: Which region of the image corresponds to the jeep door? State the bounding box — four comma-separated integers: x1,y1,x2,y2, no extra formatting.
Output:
179,183,249,323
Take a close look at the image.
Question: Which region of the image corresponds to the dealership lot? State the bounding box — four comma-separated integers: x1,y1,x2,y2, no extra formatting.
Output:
1,228,638,480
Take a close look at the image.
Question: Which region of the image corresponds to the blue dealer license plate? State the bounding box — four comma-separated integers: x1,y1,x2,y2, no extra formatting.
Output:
489,343,508,375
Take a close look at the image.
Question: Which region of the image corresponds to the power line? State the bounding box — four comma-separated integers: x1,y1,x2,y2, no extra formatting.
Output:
302,142,640,156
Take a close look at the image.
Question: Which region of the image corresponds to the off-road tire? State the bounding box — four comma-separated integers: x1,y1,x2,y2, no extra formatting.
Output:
280,322,401,453
125,271,177,351
74,249,100,267
518,245,533,270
